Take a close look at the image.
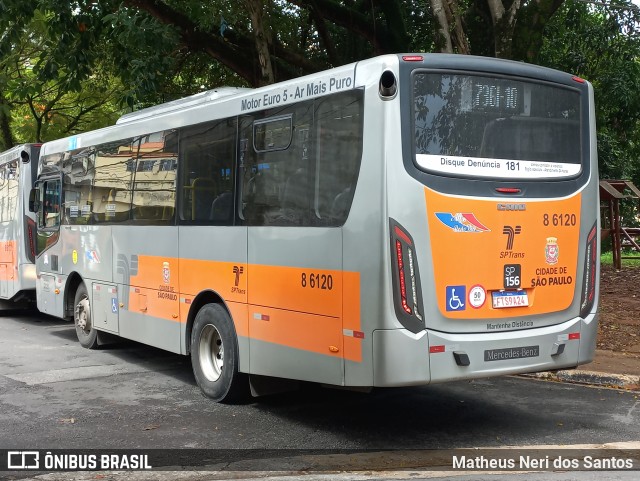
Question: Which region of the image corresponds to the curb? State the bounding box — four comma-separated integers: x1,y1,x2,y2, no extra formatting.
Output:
522,369,640,390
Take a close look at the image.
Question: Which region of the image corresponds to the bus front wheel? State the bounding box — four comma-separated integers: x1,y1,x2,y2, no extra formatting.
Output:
191,303,247,403
74,283,98,349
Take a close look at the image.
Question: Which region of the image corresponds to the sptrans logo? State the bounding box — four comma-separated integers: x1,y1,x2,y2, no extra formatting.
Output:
502,225,522,250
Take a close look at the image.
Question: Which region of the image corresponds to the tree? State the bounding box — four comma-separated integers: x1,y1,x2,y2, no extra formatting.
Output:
0,1,580,94
429,0,469,54
0,2,185,148
2,0,640,189
539,0,640,184
0,9,125,148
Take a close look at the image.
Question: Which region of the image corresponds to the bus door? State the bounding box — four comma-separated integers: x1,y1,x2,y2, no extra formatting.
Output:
241,108,346,386
34,175,63,316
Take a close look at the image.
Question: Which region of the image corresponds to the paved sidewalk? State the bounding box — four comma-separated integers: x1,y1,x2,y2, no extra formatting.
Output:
530,349,640,390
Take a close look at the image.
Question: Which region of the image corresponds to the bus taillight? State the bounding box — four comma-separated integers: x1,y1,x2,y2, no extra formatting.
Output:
395,239,412,314
495,187,521,194
579,222,598,318
390,219,425,333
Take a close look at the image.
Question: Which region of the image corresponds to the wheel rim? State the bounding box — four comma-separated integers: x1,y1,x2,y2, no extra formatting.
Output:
75,296,91,337
199,324,224,382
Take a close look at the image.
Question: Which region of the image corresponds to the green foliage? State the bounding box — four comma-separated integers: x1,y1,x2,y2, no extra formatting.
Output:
0,1,182,106
0,0,640,192
539,1,640,185
102,6,181,107
406,2,437,52
0,0,218,144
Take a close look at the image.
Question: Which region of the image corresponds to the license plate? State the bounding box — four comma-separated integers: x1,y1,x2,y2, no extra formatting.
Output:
491,290,529,308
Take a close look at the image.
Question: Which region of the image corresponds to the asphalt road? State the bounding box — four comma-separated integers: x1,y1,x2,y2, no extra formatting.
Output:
0,310,639,478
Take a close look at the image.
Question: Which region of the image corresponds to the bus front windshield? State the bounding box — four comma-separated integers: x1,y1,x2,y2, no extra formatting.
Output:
413,72,583,180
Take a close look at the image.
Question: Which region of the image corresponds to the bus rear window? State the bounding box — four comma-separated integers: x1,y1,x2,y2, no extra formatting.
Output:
413,72,582,179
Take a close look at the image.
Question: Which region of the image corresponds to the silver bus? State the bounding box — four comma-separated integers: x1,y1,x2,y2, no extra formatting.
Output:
0,144,39,310
31,54,599,401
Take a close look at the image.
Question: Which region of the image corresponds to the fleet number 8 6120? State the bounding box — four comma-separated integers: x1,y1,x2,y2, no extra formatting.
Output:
301,273,334,290
543,213,577,226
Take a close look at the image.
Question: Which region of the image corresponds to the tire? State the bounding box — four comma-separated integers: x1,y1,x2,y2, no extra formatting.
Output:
191,303,248,403
74,283,98,349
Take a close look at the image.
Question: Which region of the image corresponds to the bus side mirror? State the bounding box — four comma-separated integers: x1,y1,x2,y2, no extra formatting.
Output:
21,150,30,163
28,188,39,213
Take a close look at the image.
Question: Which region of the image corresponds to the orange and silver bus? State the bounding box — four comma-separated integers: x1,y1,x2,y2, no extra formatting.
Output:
0,144,39,310
31,54,599,401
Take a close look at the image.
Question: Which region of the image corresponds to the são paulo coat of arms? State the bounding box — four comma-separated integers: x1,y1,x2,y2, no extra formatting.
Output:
545,237,559,265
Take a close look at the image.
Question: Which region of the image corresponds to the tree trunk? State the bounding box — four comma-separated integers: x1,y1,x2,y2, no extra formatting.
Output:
430,0,471,54
445,0,471,54
486,0,522,58
246,0,274,86
512,0,565,63
430,0,454,53
0,94,14,149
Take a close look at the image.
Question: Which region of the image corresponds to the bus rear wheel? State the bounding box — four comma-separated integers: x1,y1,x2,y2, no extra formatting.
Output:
191,303,247,403
74,283,98,349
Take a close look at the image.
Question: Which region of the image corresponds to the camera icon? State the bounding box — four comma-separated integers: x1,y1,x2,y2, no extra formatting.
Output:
7,451,40,469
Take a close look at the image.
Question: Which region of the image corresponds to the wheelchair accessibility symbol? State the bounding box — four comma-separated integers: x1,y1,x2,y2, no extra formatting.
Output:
446,285,466,311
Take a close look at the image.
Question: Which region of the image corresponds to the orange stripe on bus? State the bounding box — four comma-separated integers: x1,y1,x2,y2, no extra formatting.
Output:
125,255,362,362
248,264,342,318
179,259,247,303
249,305,344,360
0,240,17,281
127,285,180,321
342,271,362,362
0,240,16,264
227,301,249,338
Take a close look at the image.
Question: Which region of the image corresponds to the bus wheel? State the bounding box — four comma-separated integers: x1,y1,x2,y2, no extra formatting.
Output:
191,303,247,403
74,283,97,349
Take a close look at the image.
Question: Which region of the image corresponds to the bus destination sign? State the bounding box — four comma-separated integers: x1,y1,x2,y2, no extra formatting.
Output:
472,81,523,114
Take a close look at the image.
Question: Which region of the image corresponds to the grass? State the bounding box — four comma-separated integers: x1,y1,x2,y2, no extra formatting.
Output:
601,250,640,267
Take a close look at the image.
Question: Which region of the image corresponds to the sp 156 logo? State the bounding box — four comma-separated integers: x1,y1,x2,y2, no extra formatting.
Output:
504,264,521,289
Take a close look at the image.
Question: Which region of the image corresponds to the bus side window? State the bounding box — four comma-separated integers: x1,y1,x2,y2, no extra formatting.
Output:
191,177,216,221
242,103,314,227
209,191,233,222
0,160,20,223
243,167,277,225
281,167,307,213
314,90,364,226
179,119,236,225
42,179,61,228
130,131,178,225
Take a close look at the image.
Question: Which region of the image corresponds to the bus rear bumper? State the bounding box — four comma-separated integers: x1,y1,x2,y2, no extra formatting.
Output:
372,312,599,387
